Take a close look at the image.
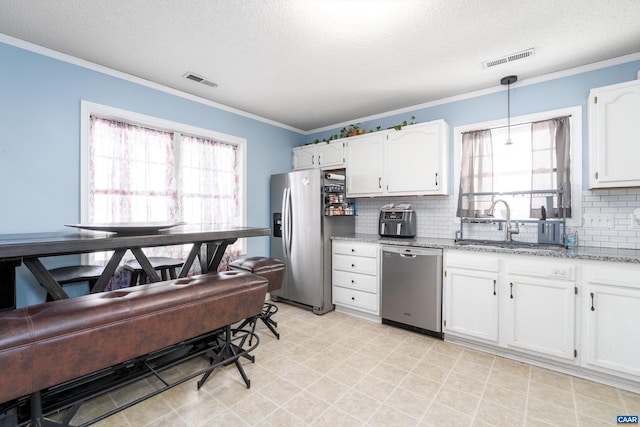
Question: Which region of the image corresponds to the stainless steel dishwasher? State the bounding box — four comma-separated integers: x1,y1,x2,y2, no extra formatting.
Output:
381,246,443,338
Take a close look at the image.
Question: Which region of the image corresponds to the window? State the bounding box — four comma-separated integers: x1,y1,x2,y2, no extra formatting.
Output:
454,107,582,225
81,101,246,264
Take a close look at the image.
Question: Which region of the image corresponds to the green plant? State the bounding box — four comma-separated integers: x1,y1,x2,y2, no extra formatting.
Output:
302,115,417,146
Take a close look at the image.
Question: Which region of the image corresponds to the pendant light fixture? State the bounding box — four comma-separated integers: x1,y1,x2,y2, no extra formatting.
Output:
501,75,517,145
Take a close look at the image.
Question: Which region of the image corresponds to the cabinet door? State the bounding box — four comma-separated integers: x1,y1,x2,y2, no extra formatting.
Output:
293,145,317,170
346,133,384,196
317,141,345,169
505,276,576,361
444,268,499,343
385,121,448,195
589,80,640,188
584,283,640,377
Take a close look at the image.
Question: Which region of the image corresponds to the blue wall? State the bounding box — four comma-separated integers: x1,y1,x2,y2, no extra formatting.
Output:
307,59,640,192
0,41,304,307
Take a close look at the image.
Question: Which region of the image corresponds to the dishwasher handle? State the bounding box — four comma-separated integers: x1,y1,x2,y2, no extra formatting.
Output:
382,246,442,257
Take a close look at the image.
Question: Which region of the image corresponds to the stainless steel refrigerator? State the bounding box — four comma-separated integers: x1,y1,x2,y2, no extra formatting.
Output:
270,169,355,314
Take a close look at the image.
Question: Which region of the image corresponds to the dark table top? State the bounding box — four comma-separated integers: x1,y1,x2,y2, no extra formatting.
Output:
0,225,271,259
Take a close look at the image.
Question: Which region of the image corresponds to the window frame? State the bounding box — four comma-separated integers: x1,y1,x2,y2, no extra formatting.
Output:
80,100,248,252
453,106,582,227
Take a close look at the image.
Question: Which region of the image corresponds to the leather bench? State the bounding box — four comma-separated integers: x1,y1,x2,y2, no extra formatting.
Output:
0,270,267,424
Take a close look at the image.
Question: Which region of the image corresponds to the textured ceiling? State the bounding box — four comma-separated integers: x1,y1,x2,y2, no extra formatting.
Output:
1,0,639,131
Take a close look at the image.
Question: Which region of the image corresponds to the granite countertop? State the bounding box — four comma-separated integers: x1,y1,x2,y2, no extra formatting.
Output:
332,233,640,264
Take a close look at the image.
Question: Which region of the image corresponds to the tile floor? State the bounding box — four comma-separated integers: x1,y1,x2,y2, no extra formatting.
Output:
63,302,639,426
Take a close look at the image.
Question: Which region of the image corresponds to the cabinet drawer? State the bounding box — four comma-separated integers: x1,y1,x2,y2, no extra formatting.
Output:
333,286,379,313
333,254,378,275
332,241,378,258
445,250,499,272
332,270,377,293
508,259,576,281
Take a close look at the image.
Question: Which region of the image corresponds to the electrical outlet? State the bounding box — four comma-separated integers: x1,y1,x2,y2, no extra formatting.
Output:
631,208,640,230
584,213,614,228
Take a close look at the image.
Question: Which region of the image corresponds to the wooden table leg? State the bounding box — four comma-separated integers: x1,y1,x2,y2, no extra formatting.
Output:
23,258,69,300
179,243,202,278
130,248,162,282
91,249,127,293
204,239,237,273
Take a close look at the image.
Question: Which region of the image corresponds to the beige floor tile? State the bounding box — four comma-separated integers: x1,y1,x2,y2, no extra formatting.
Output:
369,362,410,385
573,376,624,406
452,358,492,383
526,397,579,427
201,409,249,427
144,411,190,427
487,368,529,394
383,349,421,371
481,384,527,413
306,375,351,404
344,352,381,373
399,371,443,399
109,378,159,407
92,411,130,427
424,351,459,370
422,401,472,427
230,392,279,425
491,356,531,378
474,399,524,426
368,403,420,427
332,388,383,422
120,394,175,426
259,376,303,406
173,392,227,426
577,413,612,426
436,386,480,416
528,380,576,410
311,405,364,427
530,366,573,390
384,386,432,420
353,374,397,401
620,389,640,413
412,358,451,379
444,371,487,397
255,407,305,427
282,389,332,424
326,361,368,386
458,348,496,367
574,393,626,424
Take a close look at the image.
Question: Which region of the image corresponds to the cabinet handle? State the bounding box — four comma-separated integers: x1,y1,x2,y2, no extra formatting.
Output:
351,264,355,268
510,282,514,299
351,296,355,301
351,248,355,252
493,279,496,296
351,279,355,284
435,172,438,186
312,154,315,165
378,177,382,189
590,292,595,311
318,154,321,165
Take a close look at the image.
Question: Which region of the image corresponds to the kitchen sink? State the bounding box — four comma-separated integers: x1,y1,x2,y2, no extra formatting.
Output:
454,239,565,251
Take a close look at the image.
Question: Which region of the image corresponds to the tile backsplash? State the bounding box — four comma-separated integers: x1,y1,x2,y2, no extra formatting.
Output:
354,188,640,249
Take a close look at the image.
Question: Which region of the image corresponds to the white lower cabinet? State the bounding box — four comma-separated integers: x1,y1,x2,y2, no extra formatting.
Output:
444,251,499,344
445,249,640,390
583,263,640,379
505,259,577,362
332,241,380,318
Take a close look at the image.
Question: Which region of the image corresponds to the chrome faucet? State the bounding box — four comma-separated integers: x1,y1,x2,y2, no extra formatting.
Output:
487,199,520,241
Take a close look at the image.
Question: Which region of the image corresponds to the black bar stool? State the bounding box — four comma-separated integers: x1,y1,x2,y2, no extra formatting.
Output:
124,257,184,286
230,257,285,341
45,265,105,301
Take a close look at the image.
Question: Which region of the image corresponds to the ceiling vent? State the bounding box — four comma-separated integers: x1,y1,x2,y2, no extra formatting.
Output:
183,72,218,88
482,48,535,69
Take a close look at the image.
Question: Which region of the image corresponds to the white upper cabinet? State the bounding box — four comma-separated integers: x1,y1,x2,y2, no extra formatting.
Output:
345,132,385,196
588,79,640,188
345,120,449,197
385,120,449,196
293,141,345,170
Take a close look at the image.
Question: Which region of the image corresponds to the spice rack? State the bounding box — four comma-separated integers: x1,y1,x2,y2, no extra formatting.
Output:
323,172,355,216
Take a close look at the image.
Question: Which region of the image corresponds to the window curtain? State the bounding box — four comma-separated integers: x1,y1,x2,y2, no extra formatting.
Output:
457,129,494,217
180,135,240,229
89,116,178,224
530,116,571,218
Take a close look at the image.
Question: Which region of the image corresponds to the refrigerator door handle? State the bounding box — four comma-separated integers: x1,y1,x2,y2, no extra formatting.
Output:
282,187,293,257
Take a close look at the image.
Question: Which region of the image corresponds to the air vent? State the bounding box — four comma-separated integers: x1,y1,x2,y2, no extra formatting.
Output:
482,48,535,69
183,72,218,88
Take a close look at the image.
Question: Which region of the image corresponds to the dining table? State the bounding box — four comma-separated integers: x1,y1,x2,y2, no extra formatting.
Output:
0,224,271,306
